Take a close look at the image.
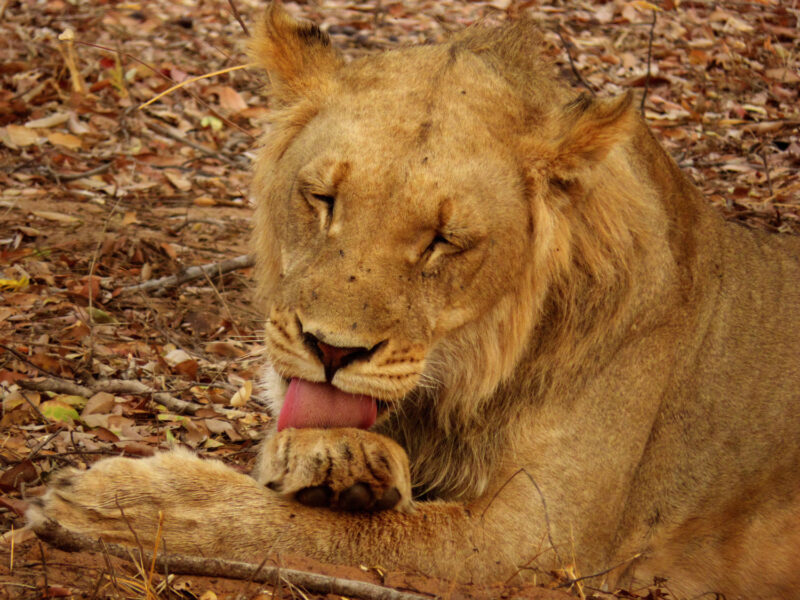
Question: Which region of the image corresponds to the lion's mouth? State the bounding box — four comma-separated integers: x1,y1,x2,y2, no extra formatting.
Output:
277,378,387,431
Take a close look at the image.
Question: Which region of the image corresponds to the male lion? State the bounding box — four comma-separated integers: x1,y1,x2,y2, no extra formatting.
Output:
29,4,800,598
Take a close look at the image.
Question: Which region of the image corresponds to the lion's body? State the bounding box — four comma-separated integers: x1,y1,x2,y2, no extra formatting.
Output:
29,5,800,598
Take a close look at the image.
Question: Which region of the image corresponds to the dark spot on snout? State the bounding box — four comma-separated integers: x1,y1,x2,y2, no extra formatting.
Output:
421,156,428,164
348,275,357,282
339,482,373,511
351,322,357,330
339,249,345,257
311,290,318,301
296,485,333,507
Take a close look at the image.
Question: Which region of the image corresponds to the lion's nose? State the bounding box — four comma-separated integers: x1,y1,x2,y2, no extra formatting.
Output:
302,333,378,382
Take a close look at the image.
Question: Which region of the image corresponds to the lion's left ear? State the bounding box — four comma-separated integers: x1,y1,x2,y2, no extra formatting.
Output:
249,2,343,106
548,91,636,178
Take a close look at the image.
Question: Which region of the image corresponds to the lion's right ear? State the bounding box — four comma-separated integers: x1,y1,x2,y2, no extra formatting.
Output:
248,2,343,106
547,91,636,178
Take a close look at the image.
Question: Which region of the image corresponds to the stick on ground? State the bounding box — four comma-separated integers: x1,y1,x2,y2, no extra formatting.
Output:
122,254,254,295
32,520,432,600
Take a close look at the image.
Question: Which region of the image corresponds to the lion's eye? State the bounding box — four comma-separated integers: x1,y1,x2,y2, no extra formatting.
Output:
310,193,335,208
302,190,335,229
426,234,451,254
424,233,465,261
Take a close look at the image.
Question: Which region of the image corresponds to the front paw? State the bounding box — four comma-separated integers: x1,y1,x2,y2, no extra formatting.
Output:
255,428,413,513
26,449,266,552
26,455,166,544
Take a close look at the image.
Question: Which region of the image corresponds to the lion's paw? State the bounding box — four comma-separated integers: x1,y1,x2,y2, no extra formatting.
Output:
26,455,167,543
256,428,413,513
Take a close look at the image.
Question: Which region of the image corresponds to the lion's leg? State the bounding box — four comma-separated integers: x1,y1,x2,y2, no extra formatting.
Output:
27,450,517,581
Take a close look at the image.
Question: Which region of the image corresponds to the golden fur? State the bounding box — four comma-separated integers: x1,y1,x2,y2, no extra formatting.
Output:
28,5,800,598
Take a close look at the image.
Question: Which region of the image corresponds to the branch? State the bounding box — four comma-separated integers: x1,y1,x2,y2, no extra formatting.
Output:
57,162,114,181
640,10,657,115
227,0,249,36
145,122,246,166
32,520,431,600
555,26,595,96
17,377,244,418
121,254,254,296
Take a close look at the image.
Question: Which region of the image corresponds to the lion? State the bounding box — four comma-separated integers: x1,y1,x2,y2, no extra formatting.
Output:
27,4,800,598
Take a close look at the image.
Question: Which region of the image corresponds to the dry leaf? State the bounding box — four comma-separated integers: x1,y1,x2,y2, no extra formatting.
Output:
164,348,193,366
765,68,800,84
47,131,83,150
229,380,252,407
31,210,79,223
82,391,115,416
2,124,41,147
165,169,192,191
25,112,71,128
628,0,662,11
210,86,248,113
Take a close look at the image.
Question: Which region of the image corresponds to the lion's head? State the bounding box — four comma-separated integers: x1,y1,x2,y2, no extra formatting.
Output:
250,4,658,494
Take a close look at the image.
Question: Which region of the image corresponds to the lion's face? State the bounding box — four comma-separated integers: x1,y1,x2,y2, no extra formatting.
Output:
250,6,636,425
259,58,532,405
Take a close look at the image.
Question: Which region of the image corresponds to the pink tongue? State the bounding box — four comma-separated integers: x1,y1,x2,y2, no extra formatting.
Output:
277,378,377,432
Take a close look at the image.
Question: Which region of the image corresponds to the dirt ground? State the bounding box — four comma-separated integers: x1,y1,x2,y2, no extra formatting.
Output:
1,0,798,598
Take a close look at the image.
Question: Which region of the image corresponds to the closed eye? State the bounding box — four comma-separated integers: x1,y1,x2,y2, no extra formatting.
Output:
423,233,468,265
301,189,336,230
426,233,452,255
310,193,335,208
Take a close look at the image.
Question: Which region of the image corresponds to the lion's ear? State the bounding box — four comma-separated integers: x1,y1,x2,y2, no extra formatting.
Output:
249,2,343,106
549,91,636,178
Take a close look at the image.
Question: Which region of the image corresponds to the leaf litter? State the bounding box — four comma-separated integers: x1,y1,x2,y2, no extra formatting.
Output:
0,0,798,599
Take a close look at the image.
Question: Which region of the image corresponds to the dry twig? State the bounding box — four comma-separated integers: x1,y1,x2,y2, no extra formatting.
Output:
640,10,658,115
146,122,242,166
33,520,431,600
121,254,254,295
555,26,595,96
56,162,114,182
227,0,250,36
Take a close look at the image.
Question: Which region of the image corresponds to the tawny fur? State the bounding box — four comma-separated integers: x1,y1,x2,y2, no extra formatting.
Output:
28,5,800,598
